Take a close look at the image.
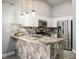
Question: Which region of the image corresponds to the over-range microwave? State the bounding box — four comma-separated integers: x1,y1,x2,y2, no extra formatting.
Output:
38,19,47,27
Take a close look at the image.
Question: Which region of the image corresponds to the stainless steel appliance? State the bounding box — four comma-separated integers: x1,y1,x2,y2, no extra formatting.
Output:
38,20,47,27
57,20,73,50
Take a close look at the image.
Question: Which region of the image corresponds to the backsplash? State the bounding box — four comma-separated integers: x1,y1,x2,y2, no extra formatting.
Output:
23,27,57,37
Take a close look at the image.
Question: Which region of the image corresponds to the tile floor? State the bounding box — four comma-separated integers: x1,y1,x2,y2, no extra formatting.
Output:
3,50,76,59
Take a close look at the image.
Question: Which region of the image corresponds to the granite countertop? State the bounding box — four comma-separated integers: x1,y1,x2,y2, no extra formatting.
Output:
11,35,64,45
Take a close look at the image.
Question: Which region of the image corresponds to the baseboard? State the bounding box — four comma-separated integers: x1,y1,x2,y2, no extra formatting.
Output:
2,51,15,58
72,49,76,54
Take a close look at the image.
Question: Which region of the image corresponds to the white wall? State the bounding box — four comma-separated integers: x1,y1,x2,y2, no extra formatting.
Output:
2,3,15,54
52,0,72,17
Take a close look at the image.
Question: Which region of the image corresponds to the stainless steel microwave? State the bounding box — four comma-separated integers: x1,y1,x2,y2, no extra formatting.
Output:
38,19,47,27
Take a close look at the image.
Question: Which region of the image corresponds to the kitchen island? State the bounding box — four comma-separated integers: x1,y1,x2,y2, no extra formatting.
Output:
11,35,64,59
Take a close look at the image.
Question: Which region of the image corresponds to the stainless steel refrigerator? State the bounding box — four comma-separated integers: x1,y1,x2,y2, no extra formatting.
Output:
57,20,73,50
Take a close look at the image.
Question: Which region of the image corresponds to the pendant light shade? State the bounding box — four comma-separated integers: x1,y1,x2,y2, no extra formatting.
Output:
32,10,35,12
20,13,23,16
32,0,36,16
32,10,35,15
25,12,28,15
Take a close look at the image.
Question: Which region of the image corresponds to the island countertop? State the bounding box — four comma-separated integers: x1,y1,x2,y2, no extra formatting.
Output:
11,35,64,59
11,35,64,45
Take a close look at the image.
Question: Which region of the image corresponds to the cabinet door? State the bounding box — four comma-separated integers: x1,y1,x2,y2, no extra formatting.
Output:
52,18,57,27
47,18,57,27
47,19,53,27
22,15,38,27
23,15,32,26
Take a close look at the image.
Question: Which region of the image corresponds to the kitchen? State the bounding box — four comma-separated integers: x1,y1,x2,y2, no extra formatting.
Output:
2,0,76,59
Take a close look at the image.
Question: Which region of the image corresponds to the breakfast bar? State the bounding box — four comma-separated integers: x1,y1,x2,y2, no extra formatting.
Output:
12,35,64,59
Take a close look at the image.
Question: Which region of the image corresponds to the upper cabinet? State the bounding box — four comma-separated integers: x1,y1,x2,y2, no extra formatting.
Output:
47,18,53,27
21,15,39,27
52,18,57,27
47,18,57,27
21,15,51,27
15,14,58,27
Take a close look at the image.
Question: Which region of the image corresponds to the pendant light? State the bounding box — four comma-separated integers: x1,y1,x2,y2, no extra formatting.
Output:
25,0,29,14
32,0,36,16
20,0,24,16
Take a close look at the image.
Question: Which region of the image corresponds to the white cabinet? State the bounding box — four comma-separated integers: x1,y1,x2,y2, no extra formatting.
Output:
15,14,72,27
47,18,53,27
19,14,57,27
52,18,57,27
47,18,57,27
22,15,39,27
21,15,50,27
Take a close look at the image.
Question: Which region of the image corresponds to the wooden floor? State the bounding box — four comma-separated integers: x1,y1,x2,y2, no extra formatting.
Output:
3,50,76,59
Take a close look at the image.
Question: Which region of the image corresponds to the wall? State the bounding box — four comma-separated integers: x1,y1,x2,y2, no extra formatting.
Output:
15,0,52,19
72,0,76,52
2,3,15,54
52,0,72,17
2,0,52,54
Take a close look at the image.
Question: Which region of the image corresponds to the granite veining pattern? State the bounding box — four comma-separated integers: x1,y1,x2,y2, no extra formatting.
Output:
16,40,50,59
50,41,64,59
13,36,64,59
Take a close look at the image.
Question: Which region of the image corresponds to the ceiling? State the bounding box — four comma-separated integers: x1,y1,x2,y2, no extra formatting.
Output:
2,0,72,6
46,0,72,6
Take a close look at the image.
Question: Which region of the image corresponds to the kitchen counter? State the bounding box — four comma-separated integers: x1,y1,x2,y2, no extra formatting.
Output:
11,35,64,45
11,35,64,59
